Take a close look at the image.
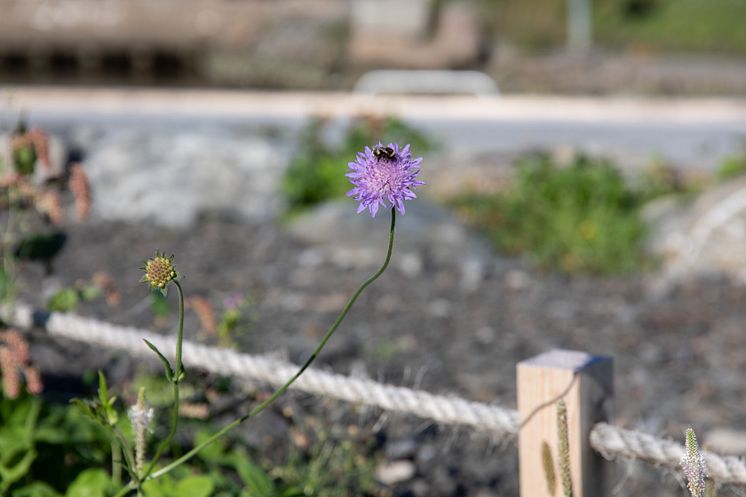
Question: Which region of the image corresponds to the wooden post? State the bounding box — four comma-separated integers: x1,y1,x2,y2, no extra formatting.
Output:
517,349,613,497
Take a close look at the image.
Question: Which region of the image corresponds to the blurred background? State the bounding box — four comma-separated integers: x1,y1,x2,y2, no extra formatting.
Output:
1,0,746,93
2,1,746,497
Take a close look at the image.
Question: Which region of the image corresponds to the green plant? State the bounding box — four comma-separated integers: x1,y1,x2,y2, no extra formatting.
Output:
281,116,432,214
271,426,379,497
1,139,420,496
47,279,102,313
716,154,746,182
451,153,654,274
0,389,112,496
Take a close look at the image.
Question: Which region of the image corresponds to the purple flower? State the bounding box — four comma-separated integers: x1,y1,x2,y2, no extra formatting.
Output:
346,143,424,217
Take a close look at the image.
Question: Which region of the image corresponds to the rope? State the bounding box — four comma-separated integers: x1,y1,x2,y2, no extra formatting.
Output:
591,423,746,485
0,302,519,438
4,302,746,485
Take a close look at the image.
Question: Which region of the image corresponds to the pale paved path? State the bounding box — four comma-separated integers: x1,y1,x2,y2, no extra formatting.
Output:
3,86,746,168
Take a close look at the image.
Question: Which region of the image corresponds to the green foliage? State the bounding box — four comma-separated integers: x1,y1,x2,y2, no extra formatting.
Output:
142,475,214,497
716,154,746,181
451,153,657,274
595,0,746,54
479,0,746,54
13,144,36,177
1,374,381,497
47,282,100,313
282,116,432,214
271,429,379,497
64,469,113,497
216,296,254,349
0,266,13,303
0,391,110,496
72,372,119,428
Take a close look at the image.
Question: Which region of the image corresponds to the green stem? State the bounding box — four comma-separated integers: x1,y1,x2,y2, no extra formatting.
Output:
147,208,397,482
174,280,186,377
112,483,134,497
2,185,16,302
142,281,186,479
113,427,138,483
111,439,122,487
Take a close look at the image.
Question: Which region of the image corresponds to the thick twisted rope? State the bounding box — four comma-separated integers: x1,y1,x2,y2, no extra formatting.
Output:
4,302,746,485
591,423,746,484
0,302,519,438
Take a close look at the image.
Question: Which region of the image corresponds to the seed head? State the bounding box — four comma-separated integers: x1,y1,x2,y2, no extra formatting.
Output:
142,252,177,292
681,427,707,497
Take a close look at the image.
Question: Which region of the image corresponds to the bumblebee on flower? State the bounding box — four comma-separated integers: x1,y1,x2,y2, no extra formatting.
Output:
346,142,424,217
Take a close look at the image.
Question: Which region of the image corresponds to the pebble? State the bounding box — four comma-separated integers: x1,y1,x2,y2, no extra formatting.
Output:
376,460,417,485
475,326,497,345
505,269,531,290
398,252,424,277
428,298,451,318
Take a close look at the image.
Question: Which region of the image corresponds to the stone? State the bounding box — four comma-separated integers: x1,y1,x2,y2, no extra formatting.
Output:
376,460,416,485
84,127,288,227
428,299,451,318
645,176,746,291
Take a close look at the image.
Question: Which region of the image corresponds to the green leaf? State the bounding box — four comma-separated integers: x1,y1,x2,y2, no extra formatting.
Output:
193,429,227,463
235,459,276,497
79,285,102,302
0,448,36,489
65,469,112,497
0,266,14,301
97,372,109,406
47,288,80,313
70,399,98,424
142,476,173,497
143,339,174,381
14,482,63,497
174,476,214,497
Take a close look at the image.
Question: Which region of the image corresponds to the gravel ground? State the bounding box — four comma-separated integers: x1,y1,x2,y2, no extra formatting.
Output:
13,195,746,497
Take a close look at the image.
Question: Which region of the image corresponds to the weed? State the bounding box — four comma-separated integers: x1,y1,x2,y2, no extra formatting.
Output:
451,153,659,274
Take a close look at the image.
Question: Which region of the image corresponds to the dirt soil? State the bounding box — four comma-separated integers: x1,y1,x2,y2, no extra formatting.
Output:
16,211,746,497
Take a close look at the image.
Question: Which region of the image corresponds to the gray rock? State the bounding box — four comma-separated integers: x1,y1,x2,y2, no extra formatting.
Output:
376,460,417,485
646,177,746,291
85,127,288,227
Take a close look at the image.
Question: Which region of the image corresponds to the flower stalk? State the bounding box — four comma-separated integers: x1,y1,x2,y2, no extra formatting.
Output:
149,208,396,482
113,142,421,496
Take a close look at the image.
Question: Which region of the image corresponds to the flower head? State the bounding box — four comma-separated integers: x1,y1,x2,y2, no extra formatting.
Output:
681,427,707,497
142,252,177,292
346,143,424,217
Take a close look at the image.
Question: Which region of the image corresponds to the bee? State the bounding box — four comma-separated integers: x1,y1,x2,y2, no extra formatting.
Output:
373,145,396,162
